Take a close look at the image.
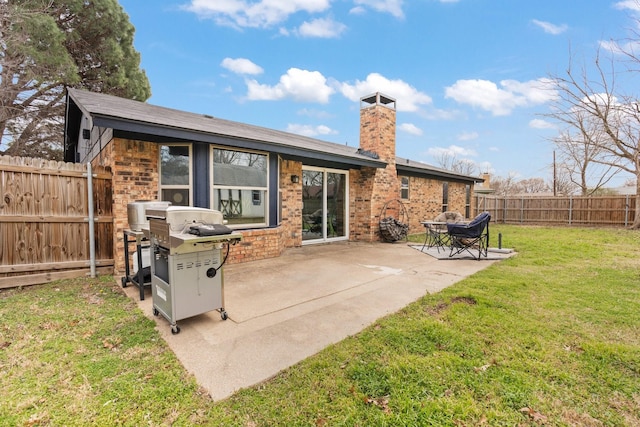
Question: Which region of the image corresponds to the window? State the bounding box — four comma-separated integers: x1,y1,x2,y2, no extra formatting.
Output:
212,148,268,226
442,182,449,212
159,144,191,206
465,184,471,218
400,176,410,200
252,190,261,206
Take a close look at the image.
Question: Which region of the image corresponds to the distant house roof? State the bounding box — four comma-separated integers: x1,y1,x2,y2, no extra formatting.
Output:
213,163,267,187
64,88,482,184
612,185,636,196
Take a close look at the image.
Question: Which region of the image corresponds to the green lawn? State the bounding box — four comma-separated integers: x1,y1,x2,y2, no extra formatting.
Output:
1,225,639,426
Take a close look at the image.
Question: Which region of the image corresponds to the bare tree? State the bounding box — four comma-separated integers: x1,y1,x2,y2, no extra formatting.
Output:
436,152,478,176
519,177,550,194
490,174,553,196
453,158,478,176
552,118,620,195
552,166,580,196
490,173,522,196
547,46,640,227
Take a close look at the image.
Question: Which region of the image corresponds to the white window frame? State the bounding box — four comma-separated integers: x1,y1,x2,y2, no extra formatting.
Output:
400,176,410,200
158,143,192,206
301,166,349,245
210,146,269,228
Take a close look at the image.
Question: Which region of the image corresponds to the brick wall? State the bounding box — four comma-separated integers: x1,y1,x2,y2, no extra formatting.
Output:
403,177,470,234
95,138,304,273
226,158,303,264
278,159,303,248
91,137,159,273
93,131,472,274
349,167,375,241
352,102,401,241
226,227,284,264
448,182,469,218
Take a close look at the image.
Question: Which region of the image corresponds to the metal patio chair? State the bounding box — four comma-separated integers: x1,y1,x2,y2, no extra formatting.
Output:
446,211,491,260
421,211,464,253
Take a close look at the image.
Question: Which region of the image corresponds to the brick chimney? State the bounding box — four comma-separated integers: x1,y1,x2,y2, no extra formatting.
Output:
355,92,400,241
481,173,491,189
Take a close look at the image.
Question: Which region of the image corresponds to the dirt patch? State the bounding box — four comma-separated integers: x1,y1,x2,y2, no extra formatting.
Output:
450,296,477,305
425,296,477,315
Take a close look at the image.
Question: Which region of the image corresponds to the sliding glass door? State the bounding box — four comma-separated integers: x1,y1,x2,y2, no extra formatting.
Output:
302,167,348,243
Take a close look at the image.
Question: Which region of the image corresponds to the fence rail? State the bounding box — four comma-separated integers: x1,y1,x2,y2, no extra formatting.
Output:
0,156,114,288
475,194,637,227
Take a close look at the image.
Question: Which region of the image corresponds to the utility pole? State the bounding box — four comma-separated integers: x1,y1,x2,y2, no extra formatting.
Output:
553,150,557,196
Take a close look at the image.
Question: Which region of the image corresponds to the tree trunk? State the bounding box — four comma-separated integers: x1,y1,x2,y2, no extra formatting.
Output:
632,178,640,229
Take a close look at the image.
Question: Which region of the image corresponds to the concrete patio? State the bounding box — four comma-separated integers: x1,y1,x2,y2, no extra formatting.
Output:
122,241,509,401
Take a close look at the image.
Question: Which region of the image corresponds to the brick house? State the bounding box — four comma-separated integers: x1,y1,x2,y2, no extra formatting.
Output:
63,89,482,273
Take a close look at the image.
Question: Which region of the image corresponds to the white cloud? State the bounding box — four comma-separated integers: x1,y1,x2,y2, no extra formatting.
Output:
297,17,347,38
286,123,338,137
398,123,423,136
600,38,640,55
501,78,558,104
584,92,619,106
445,80,517,116
599,39,622,54
531,19,568,35
444,78,558,116
246,68,335,103
614,0,640,12
182,0,331,28
221,57,264,75
457,131,479,141
353,0,404,18
338,73,432,112
529,119,555,129
427,145,477,158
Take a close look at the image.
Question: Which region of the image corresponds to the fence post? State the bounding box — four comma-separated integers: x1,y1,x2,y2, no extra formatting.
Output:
625,195,630,227
86,163,96,278
569,196,573,225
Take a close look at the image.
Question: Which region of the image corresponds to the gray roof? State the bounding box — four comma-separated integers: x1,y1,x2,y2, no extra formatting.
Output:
66,88,385,169
65,88,482,183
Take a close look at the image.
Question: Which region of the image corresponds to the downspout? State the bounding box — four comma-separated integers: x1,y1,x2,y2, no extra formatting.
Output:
86,162,96,278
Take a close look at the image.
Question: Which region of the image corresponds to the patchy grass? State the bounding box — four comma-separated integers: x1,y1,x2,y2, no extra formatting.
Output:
1,226,639,426
0,276,212,426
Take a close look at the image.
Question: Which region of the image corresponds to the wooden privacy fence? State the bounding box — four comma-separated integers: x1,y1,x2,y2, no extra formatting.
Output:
0,156,114,288
475,194,637,227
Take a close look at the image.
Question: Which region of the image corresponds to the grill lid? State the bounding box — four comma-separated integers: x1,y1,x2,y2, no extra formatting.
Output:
146,206,224,230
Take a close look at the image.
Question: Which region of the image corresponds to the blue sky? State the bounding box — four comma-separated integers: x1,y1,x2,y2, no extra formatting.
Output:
117,0,638,186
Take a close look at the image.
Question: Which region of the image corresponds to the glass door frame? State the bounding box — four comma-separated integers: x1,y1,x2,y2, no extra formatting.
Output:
301,166,349,245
